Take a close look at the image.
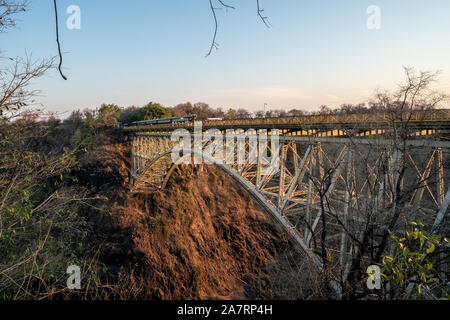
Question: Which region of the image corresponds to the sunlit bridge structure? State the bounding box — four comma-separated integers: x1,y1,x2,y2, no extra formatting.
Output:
122,109,450,291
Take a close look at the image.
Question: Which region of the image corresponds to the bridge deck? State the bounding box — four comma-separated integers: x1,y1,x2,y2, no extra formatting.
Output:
122,109,450,137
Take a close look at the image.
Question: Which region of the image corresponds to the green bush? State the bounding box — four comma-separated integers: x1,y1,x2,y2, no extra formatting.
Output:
380,221,449,299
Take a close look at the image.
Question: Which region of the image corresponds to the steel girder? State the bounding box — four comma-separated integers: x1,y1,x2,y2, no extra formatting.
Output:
129,132,450,293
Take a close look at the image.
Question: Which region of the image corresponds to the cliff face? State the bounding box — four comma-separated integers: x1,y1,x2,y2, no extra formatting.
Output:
80,138,316,299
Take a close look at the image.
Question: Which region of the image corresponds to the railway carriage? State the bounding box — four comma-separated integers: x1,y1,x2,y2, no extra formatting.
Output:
122,114,197,127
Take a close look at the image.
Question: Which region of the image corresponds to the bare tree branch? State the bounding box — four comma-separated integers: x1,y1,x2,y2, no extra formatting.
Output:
206,0,270,56
256,0,271,28
206,0,221,57
0,0,28,33
52,0,67,80
0,54,55,117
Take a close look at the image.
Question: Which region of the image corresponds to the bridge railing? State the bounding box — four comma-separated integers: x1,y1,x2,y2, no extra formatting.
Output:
204,109,450,126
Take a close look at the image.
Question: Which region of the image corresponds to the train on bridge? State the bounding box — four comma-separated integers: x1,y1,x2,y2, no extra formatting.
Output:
122,109,450,128
121,109,450,139
121,114,197,128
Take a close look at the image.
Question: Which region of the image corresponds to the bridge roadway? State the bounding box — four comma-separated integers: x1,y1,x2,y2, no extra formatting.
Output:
122,108,450,137
122,110,450,294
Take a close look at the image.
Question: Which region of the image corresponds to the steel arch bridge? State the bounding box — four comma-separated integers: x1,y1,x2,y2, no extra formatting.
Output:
123,112,450,291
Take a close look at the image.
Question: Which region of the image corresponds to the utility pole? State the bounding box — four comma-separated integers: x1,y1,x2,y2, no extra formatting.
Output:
264,103,268,118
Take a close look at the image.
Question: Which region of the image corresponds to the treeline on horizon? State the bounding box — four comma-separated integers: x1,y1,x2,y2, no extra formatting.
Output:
59,98,440,129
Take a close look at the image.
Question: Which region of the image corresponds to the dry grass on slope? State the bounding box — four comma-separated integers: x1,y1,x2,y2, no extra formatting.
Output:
113,165,318,300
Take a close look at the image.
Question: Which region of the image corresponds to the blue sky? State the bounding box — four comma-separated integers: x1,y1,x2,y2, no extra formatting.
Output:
2,0,450,114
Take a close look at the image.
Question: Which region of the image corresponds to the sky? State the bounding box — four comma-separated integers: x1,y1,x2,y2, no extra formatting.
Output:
2,0,450,115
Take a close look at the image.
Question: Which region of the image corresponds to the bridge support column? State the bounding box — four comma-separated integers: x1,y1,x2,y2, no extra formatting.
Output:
437,148,445,205
277,142,286,208
303,146,314,242
340,148,353,270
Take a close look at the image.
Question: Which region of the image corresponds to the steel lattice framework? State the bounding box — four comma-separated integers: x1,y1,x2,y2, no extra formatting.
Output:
124,113,450,292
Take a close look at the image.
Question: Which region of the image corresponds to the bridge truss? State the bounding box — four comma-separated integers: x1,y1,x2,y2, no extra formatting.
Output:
125,118,450,293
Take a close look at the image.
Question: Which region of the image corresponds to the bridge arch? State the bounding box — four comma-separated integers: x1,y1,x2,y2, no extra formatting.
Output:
128,131,450,295
131,147,322,267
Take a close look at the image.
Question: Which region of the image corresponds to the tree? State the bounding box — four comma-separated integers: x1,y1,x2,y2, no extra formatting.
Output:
0,55,54,118
139,102,172,120
172,102,194,117
192,102,214,120
0,1,54,118
211,107,225,119
236,108,251,119
97,103,121,126
288,109,305,117
224,108,237,120
318,105,331,115
118,105,140,123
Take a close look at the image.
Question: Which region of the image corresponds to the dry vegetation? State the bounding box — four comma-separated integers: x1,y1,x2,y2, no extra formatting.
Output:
0,115,326,299
113,165,323,300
